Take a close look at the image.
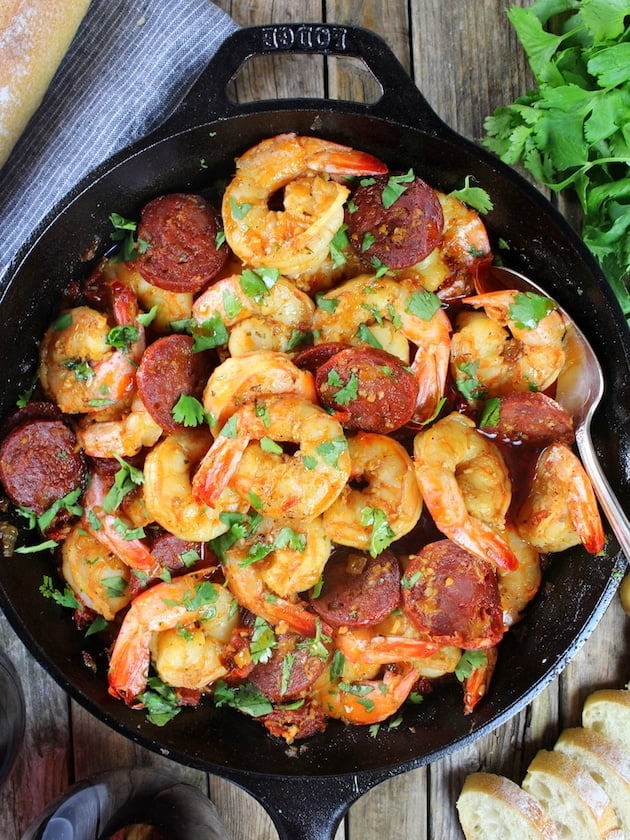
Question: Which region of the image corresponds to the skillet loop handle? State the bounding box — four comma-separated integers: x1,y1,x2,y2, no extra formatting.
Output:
167,23,447,135
226,770,392,840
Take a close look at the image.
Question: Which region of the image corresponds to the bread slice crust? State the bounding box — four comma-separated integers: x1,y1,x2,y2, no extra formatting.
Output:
456,772,559,840
523,748,622,839
555,727,630,837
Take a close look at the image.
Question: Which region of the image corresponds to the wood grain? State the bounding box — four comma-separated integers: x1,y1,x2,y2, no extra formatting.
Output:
0,2,627,839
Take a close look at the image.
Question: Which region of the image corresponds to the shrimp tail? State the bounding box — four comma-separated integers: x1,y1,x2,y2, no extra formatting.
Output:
307,148,387,177
192,432,250,506
108,624,152,706
463,646,498,714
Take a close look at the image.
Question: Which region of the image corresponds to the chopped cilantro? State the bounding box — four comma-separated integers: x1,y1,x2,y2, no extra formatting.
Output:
381,168,415,208
449,176,494,214
213,680,273,717
508,292,557,329
455,649,488,682
360,506,396,557
172,394,207,427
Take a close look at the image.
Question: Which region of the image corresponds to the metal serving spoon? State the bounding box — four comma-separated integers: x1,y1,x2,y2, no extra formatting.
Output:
490,265,630,562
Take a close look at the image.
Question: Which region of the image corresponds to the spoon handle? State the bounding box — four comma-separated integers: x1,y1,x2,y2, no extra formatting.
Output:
576,425,630,562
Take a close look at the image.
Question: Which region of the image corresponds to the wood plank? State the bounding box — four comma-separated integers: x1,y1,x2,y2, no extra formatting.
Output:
0,618,71,838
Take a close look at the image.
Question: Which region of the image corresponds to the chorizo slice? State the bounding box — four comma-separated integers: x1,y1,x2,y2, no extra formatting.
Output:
309,548,401,628
481,391,575,447
315,346,419,432
149,532,204,573
293,341,350,374
0,419,85,515
345,173,443,268
401,540,503,649
136,334,213,433
262,699,328,742
136,193,228,292
248,632,328,702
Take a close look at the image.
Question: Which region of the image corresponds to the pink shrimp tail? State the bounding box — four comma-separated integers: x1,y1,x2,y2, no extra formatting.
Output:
107,624,152,705
192,432,250,506
83,473,161,577
451,524,519,572
307,148,387,177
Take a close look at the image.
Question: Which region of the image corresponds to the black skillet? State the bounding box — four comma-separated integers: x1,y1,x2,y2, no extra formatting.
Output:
0,24,628,840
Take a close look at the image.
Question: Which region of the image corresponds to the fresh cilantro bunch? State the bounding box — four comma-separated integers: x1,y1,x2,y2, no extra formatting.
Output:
483,0,630,320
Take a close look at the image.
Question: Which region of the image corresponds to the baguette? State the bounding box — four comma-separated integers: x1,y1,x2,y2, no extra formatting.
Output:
0,0,92,168
522,748,623,838
456,772,559,840
555,727,630,837
583,689,630,753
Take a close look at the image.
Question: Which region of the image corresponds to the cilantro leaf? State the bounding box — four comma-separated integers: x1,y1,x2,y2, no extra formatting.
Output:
172,394,206,427
455,649,488,682
137,676,181,726
360,506,396,557
508,291,557,328
449,176,494,214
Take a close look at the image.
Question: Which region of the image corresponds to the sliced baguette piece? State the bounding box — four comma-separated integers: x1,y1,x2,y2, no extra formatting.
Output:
583,689,630,753
456,772,559,840
522,749,622,839
554,727,630,837
0,0,92,167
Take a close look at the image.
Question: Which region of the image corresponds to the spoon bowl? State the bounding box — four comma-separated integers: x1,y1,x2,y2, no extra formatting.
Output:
489,264,630,562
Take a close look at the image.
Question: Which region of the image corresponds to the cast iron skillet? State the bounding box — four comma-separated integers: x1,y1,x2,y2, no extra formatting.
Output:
1,24,628,840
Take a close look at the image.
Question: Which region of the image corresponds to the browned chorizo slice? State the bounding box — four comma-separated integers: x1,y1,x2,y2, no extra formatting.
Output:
0,401,62,439
401,540,503,649
309,548,400,627
315,346,419,432
293,341,350,374
136,334,213,432
149,533,204,573
0,420,85,514
345,173,443,268
262,699,328,742
248,633,328,702
136,193,228,292
480,391,575,447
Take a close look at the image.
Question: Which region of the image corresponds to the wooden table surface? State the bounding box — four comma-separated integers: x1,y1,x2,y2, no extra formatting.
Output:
1,1,628,838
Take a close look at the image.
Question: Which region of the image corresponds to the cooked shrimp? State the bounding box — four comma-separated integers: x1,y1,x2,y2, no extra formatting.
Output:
322,432,422,551
312,663,419,725
83,471,162,579
221,546,320,637
192,394,351,520
516,441,605,554
143,430,246,542
244,514,332,598
76,394,162,458
202,351,316,431
61,524,132,620
39,283,145,414
397,192,491,295
108,568,236,702
498,526,542,628
313,274,451,422
450,289,568,398
413,412,518,571
192,273,315,357
362,607,461,677
222,133,387,276
103,260,193,334
335,625,438,664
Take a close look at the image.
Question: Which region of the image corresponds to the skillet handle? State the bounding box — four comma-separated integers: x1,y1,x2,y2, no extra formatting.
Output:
162,23,449,136
224,770,392,840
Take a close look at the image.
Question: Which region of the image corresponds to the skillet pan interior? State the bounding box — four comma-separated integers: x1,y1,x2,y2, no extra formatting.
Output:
0,34,628,781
